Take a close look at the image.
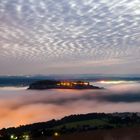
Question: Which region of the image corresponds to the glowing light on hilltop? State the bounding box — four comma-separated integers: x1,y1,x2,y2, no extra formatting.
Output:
58,81,89,86
84,82,89,85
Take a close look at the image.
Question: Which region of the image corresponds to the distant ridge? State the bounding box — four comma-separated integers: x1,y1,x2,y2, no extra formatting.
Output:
0,74,140,87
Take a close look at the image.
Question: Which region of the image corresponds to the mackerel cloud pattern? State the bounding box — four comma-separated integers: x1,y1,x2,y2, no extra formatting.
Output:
0,0,140,74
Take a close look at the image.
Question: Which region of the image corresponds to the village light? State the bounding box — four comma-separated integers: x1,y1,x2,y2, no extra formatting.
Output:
22,134,30,140
84,82,88,85
10,134,18,140
54,132,59,137
10,135,14,139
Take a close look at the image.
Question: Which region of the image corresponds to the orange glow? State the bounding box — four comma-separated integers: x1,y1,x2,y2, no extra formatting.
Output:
59,82,72,86
59,81,89,86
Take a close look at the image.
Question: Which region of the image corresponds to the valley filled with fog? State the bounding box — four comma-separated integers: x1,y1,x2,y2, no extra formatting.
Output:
0,81,140,128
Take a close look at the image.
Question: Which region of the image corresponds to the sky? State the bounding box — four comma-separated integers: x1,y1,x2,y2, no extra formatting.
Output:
0,0,140,75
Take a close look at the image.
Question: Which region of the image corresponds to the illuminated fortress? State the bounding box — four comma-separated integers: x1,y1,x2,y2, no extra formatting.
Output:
28,80,102,90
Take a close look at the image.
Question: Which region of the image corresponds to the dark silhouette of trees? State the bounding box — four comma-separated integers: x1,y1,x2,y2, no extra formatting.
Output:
0,113,140,139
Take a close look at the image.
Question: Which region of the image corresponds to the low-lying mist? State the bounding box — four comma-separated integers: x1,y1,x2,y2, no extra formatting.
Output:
0,82,140,129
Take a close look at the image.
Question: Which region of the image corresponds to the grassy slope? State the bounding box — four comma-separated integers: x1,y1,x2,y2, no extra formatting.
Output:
54,119,109,129
1,113,140,140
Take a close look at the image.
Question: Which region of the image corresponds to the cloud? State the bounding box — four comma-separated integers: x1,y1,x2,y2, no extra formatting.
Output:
98,93,140,103
0,0,140,74
0,82,140,128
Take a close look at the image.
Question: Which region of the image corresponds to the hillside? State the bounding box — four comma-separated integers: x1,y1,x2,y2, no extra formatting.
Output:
0,112,140,140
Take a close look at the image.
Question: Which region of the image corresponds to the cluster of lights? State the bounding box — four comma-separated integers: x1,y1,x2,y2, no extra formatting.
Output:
6,131,61,140
57,81,89,86
60,82,72,86
10,135,18,140
10,134,30,140
22,134,30,140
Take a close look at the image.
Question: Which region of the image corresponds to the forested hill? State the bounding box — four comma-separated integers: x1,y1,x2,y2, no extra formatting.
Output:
0,112,140,140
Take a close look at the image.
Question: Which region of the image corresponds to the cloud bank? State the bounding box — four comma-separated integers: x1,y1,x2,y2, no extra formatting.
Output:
0,82,140,128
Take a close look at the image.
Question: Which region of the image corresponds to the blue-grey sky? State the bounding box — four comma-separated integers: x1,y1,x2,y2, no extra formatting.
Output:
0,0,140,75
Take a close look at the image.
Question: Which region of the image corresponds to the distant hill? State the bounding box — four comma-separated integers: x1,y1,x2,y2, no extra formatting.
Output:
28,80,102,90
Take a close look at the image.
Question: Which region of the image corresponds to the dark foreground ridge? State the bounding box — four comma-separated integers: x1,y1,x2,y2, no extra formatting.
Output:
28,80,103,90
0,112,140,140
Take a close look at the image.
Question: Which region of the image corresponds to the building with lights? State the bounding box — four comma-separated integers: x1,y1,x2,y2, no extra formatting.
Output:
29,80,102,90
